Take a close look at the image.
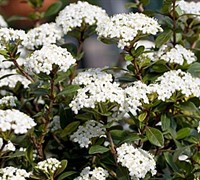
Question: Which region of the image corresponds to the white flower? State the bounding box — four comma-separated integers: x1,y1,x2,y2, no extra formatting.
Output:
116,143,156,179
0,167,30,180
69,80,125,114
0,109,36,134
178,154,189,161
0,28,27,49
0,138,15,152
177,0,200,21
22,23,63,50
157,44,196,65
25,44,76,75
0,69,31,88
56,1,108,34
197,121,200,133
151,69,200,101
70,120,105,148
36,158,61,175
124,81,152,116
72,68,113,86
74,166,109,180
0,96,17,108
97,12,162,49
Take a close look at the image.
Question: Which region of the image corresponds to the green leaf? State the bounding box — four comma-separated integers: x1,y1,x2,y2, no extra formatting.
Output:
30,88,49,96
138,111,147,122
119,134,141,144
75,113,93,121
176,128,191,140
161,114,171,131
25,145,34,163
55,160,68,177
57,171,77,180
134,46,145,57
192,152,200,164
61,43,77,57
7,15,28,22
44,1,62,17
164,152,179,171
141,0,150,5
151,60,169,73
187,62,200,78
146,127,164,147
89,145,109,154
60,121,80,138
0,50,8,57
124,54,134,61
175,101,200,118
155,29,173,48
124,2,137,9
116,166,129,180
161,0,173,14
57,85,79,96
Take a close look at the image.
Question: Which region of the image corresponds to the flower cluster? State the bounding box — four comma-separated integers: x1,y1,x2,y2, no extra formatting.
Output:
0,96,17,108
22,23,63,50
0,69,31,88
152,69,200,101
157,44,196,65
0,28,26,49
56,1,108,34
25,44,76,75
48,115,61,132
124,81,152,116
177,0,200,21
116,143,156,179
0,138,15,152
0,15,7,27
0,109,36,134
72,68,113,86
74,166,109,180
0,167,30,180
70,80,125,114
70,120,105,148
97,13,162,49
36,158,61,175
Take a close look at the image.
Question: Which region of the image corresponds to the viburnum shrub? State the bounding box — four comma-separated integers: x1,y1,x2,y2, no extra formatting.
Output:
0,0,200,179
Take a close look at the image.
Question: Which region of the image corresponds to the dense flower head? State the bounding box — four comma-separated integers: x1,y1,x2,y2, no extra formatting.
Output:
151,69,200,101
0,28,26,49
36,158,61,175
0,109,36,134
0,95,17,108
0,15,7,27
72,68,113,86
70,120,105,148
97,12,162,49
74,166,109,180
124,81,152,116
69,80,125,114
22,23,63,50
0,167,30,180
177,0,200,21
157,44,197,65
116,143,156,179
56,1,108,34
0,69,31,88
25,44,76,75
